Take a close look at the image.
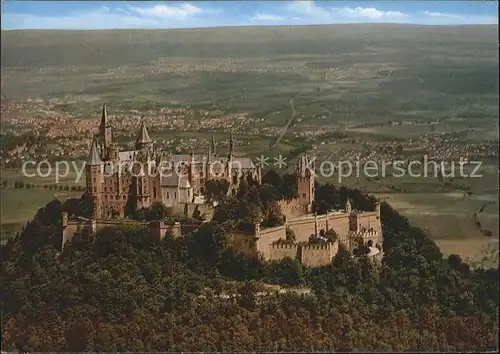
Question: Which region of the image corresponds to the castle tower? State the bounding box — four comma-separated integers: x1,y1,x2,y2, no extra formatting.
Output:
135,118,153,150
226,131,234,186
133,162,151,210
189,149,198,192
345,198,352,214
211,132,217,157
297,154,315,213
228,130,234,161
99,104,113,156
375,200,382,239
205,144,212,182
207,144,212,163
86,137,104,219
61,211,68,228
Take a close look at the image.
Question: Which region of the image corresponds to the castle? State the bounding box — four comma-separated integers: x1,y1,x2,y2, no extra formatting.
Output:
227,197,383,267
63,104,383,267
86,104,263,219
224,153,383,266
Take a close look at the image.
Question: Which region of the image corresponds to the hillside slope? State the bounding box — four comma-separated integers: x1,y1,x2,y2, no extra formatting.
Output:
2,25,497,67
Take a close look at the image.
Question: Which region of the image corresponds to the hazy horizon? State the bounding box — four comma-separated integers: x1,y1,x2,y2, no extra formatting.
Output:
1,23,498,32
1,1,497,30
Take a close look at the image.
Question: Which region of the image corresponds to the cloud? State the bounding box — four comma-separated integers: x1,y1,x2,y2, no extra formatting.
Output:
285,1,410,23
1,1,497,30
3,6,154,30
284,1,495,25
128,4,203,19
251,13,285,22
1,3,224,30
420,10,496,24
340,7,408,20
423,11,464,20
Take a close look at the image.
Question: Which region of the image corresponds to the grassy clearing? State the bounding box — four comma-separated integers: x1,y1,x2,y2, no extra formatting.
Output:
1,167,86,187
374,191,498,266
1,188,81,242
1,167,85,241
435,238,498,268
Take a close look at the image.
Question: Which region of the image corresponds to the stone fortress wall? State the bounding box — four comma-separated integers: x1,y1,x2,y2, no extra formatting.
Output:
300,242,339,267
269,242,299,261
227,202,383,268
277,199,304,218
61,212,181,249
59,201,382,268
268,241,339,268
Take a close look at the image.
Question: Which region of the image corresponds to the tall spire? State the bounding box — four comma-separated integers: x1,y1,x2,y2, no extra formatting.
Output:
297,155,305,176
297,154,314,177
100,103,109,128
211,132,217,156
207,143,212,163
99,103,113,153
228,130,234,159
345,198,352,213
87,136,102,166
135,117,152,150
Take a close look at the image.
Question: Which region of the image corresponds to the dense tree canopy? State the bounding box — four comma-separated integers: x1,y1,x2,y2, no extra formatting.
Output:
212,181,285,232
262,170,298,200
313,183,377,214
204,179,230,203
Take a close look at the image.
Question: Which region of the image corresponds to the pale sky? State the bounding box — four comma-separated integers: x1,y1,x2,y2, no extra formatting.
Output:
1,1,497,30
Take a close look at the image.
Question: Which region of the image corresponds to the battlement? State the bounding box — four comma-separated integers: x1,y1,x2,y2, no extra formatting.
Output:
328,211,349,218
300,240,339,267
348,229,379,238
267,239,299,261
301,242,335,251
61,212,181,250
268,239,338,267
277,198,305,218
270,241,298,249
277,198,300,206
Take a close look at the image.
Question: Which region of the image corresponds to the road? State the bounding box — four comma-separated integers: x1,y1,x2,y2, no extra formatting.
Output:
270,95,297,150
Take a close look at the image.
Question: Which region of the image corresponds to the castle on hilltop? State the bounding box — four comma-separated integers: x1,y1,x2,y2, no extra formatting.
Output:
85,104,264,219
227,197,383,267
62,104,383,267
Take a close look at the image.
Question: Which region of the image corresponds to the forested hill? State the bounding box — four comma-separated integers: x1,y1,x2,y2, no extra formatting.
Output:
2,25,496,68
1,183,499,351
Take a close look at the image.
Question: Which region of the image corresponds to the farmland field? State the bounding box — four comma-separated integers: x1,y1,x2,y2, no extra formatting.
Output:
0,168,85,241
2,25,498,125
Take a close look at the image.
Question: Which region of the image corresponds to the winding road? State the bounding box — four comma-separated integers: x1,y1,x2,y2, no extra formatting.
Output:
270,95,297,150
473,200,496,236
